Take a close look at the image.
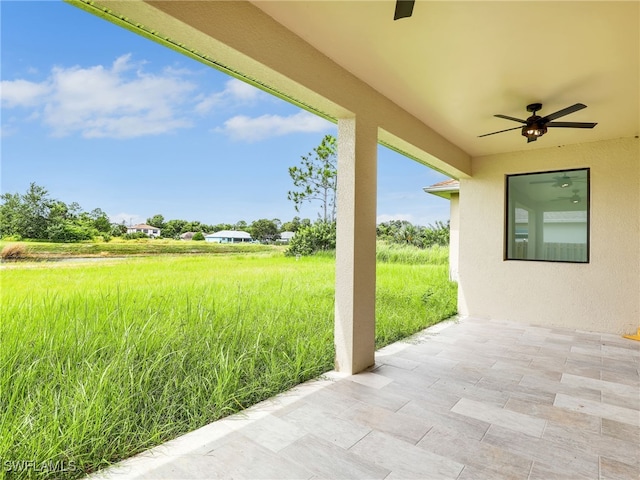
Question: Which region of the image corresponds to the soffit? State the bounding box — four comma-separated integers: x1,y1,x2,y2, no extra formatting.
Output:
252,1,639,157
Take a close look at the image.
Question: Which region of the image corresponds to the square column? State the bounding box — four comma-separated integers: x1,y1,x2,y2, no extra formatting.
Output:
334,117,378,374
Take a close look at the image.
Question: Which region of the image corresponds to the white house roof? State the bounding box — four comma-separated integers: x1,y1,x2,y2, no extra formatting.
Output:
205,230,252,239
280,231,295,240
128,224,159,230
423,179,460,200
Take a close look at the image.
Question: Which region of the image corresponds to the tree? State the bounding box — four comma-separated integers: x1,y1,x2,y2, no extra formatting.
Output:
249,218,279,242
288,134,337,223
162,219,188,238
192,231,205,241
147,214,165,229
0,183,54,239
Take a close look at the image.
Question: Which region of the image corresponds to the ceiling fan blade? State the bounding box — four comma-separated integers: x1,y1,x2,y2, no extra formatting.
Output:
542,103,587,122
527,136,537,143
494,114,527,124
394,0,415,20
478,126,522,137
546,121,597,129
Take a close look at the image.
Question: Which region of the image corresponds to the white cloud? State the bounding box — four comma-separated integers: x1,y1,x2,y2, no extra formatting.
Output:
109,212,145,225
194,78,263,115
217,110,332,142
1,79,51,107
2,54,197,138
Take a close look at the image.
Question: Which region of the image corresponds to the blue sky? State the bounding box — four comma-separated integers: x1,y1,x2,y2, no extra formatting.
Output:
1,1,451,227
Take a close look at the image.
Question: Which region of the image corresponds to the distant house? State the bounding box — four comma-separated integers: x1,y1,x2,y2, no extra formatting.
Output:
278,231,295,244
127,224,161,238
180,232,195,241
204,230,253,243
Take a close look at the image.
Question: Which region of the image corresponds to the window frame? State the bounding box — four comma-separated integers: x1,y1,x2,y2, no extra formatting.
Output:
504,167,590,264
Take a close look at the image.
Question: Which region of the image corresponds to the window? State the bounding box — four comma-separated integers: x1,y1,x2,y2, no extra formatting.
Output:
505,168,589,263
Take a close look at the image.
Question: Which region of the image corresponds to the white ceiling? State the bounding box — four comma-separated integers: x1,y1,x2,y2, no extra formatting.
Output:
252,1,639,157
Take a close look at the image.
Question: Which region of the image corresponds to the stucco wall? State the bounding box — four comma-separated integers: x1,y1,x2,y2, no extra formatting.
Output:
449,192,460,282
458,137,639,334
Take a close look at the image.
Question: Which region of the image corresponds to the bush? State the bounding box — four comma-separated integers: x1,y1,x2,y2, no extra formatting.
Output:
1,243,27,260
192,232,205,241
123,232,149,240
47,222,96,243
286,221,336,256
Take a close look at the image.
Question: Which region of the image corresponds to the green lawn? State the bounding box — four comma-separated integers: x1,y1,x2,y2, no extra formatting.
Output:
0,250,456,479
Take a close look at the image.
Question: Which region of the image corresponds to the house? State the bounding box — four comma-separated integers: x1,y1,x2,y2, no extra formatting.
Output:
179,232,195,240
126,224,161,238
72,0,639,377
278,231,295,244
204,230,253,244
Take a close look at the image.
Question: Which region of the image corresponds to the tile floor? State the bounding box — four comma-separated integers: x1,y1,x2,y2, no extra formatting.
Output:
90,317,640,480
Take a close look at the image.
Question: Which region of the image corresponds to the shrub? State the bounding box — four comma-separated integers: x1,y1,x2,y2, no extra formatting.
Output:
192,232,205,241
123,231,149,240
1,243,27,260
46,222,96,242
286,221,336,256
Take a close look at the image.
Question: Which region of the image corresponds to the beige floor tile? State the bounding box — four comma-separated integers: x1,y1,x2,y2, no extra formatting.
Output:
325,376,410,412
543,423,640,469
347,371,393,389
350,430,464,479
601,417,640,444
417,424,533,478
280,402,371,449
527,460,594,480
599,456,640,480
504,397,601,433
554,393,640,426
338,402,432,444
482,425,600,478
451,397,546,437
279,434,389,479
561,373,640,399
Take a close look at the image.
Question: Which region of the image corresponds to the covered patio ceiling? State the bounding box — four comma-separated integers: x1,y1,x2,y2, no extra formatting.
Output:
253,0,639,157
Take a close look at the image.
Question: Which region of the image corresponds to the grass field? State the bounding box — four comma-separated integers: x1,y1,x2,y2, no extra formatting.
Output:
0,239,277,259
1,247,456,479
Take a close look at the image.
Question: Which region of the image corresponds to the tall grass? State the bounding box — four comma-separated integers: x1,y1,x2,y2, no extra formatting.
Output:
1,250,455,478
376,240,449,265
0,239,276,258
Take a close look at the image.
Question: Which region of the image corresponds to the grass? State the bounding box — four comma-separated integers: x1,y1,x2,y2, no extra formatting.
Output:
0,247,456,479
0,239,277,259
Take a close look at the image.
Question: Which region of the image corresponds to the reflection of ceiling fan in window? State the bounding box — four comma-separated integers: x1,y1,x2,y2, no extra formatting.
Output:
530,174,586,188
553,189,582,204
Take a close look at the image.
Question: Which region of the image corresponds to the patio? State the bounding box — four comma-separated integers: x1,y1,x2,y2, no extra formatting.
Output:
92,317,639,480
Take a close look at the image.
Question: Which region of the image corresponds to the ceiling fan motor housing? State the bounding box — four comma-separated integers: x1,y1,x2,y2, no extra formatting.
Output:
522,114,547,140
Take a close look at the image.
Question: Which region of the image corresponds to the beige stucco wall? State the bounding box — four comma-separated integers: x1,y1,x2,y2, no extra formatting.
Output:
458,137,639,334
449,192,460,282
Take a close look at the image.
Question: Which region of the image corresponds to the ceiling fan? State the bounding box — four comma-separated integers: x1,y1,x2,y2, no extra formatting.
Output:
530,173,586,188
479,103,597,143
553,189,582,204
394,0,415,20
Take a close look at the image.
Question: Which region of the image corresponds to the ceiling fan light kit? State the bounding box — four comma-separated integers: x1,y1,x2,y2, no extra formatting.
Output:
479,103,597,143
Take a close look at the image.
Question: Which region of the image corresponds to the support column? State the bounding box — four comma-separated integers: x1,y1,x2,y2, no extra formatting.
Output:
334,116,378,374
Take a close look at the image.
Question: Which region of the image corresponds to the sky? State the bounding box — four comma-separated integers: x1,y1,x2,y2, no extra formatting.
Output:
0,1,451,228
